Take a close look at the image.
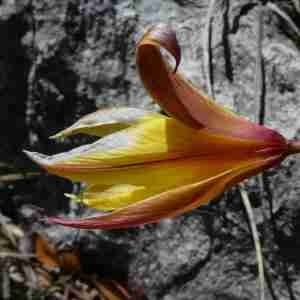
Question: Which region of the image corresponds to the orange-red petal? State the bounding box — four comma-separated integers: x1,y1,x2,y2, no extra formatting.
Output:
137,24,285,145
46,154,284,229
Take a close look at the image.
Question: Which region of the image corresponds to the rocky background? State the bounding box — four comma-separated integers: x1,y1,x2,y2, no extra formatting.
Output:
1,0,300,299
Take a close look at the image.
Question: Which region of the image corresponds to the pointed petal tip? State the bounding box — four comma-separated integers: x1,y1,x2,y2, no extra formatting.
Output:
45,216,102,229
23,150,50,167
23,149,37,161
49,132,61,139
44,216,69,227
64,193,80,202
49,128,71,140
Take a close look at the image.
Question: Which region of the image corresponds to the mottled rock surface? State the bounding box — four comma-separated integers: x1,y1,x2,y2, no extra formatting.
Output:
1,0,300,299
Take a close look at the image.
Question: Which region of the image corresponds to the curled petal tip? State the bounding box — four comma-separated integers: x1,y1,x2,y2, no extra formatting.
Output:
137,23,286,143
144,23,181,73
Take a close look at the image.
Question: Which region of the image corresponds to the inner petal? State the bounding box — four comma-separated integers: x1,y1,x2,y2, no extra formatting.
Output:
66,155,262,211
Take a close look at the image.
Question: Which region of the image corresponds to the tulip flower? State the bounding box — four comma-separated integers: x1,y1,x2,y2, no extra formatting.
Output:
24,24,300,229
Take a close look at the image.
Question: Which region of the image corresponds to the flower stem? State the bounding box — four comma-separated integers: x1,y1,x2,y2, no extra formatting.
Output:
288,141,300,155
239,183,265,300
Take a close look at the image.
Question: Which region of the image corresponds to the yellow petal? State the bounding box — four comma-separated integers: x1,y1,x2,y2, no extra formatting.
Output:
47,154,284,229
137,24,285,145
50,107,162,139
23,117,278,182
57,151,280,211
72,184,148,211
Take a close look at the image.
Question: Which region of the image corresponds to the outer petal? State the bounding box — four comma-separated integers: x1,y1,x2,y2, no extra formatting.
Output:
137,24,285,145
23,117,282,183
61,152,265,211
50,107,162,139
46,154,284,229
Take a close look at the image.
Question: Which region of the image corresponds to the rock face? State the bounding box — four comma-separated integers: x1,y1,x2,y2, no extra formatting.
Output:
1,0,300,299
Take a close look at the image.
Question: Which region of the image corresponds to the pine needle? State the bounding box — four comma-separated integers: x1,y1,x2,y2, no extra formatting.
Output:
291,0,300,14
267,2,300,40
251,3,265,300
255,1,265,125
0,172,39,182
203,0,216,99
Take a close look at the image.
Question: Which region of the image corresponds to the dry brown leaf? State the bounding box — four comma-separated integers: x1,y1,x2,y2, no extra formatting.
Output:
35,267,52,288
93,279,132,300
57,250,81,273
35,234,80,273
35,235,60,269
